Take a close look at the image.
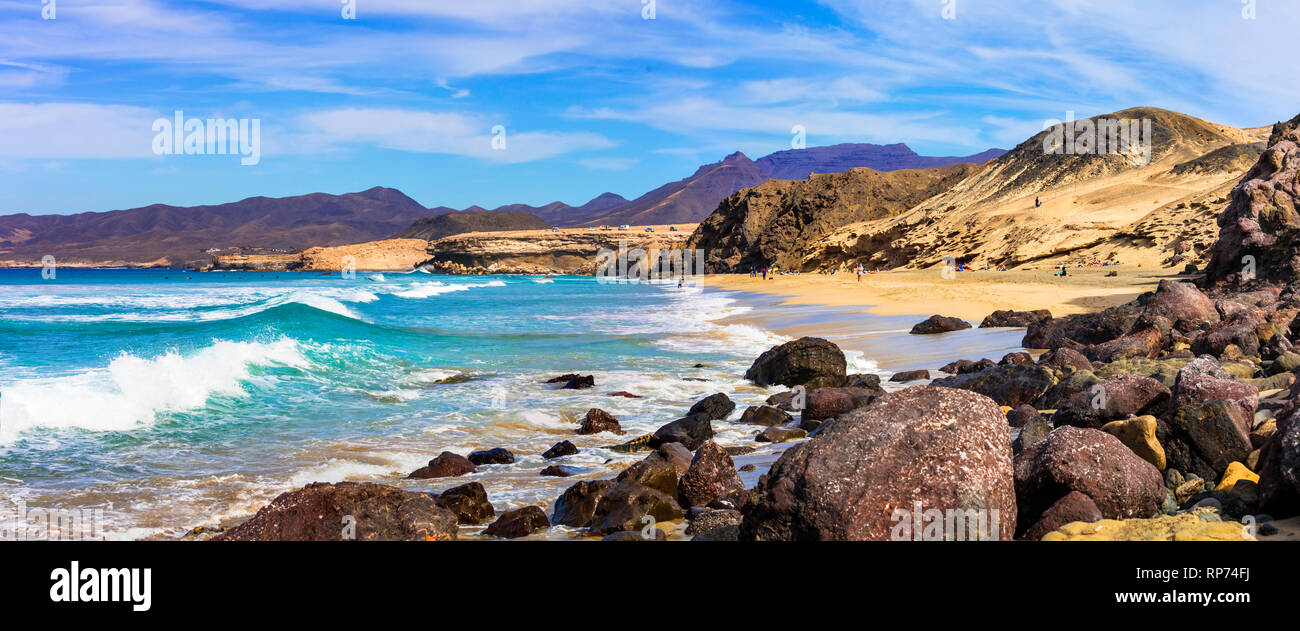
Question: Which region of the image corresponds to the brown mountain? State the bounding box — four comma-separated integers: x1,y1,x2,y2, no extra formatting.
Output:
392,210,548,241
0,186,431,267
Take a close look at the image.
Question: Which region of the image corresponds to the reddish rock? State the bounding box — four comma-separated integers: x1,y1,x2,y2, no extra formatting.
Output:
483,506,550,539
1013,426,1165,534
744,336,847,389
552,479,616,528
215,482,459,541
1079,327,1163,362
539,465,579,477
616,449,685,496
1172,372,1259,436
1158,401,1253,483
1006,404,1041,428
1037,348,1094,372
800,386,878,421
1140,280,1221,332
1020,491,1103,541
577,408,624,435
607,391,643,398
1052,374,1171,430
407,452,476,479
929,364,1057,408
740,386,1016,540
677,441,745,508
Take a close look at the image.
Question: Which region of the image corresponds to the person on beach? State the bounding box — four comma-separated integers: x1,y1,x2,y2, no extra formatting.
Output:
761,268,767,280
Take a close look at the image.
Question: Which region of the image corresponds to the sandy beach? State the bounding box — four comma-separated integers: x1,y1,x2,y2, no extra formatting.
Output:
703,265,1179,322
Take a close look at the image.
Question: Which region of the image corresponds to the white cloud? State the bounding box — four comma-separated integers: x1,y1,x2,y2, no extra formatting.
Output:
0,102,158,158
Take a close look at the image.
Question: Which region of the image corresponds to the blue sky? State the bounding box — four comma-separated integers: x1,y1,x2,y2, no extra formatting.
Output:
1,0,1297,215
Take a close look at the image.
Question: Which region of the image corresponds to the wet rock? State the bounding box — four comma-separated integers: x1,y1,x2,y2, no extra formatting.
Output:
467,447,515,466
1158,401,1252,484
655,442,694,475
1006,404,1041,428
677,442,745,509
739,405,792,426
542,440,579,460
756,427,808,443
539,465,580,477
744,336,847,389
577,408,624,435
930,364,1058,408
606,391,643,398
910,314,972,335
435,482,495,525
407,452,476,479
687,392,736,421
800,387,878,421
1014,426,1165,535
890,369,931,382
741,386,1016,540
215,482,458,541
552,479,616,528
1101,416,1166,470
606,433,654,453
980,309,1052,328
648,414,714,451
483,506,550,539
616,450,684,496
546,373,595,389
589,479,685,535
1021,491,1103,541
684,508,743,535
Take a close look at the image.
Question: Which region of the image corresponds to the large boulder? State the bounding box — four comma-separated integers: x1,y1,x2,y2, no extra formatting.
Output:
677,442,745,508
1259,408,1300,517
1172,372,1259,432
930,364,1057,408
1013,426,1164,535
910,315,972,335
1037,348,1093,372
1079,327,1163,363
744,337,847,389
1020,491,1103,542
1157,401,1253,483
1204,114,1300,287
552,479,616,528
687,392,736,420
1140,280,1220,332
800,387,879,421
1023,303,1141,350
616,449,686,496
740,386,1016,541
648,414,715,451
215,482,459,541
483,506,550,539
589,479,685,535
1051,374,1171,430
435,482,495,525
407,452,476,479
739,405,792,426
1101,416,1166,471
980,309,1052,328
467,448,515,466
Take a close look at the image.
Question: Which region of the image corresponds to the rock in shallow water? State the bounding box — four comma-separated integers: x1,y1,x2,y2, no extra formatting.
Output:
687,392,736,420
741,386,1016,541
215,482,459,541
467,447,515,466
436,481,495,525
408,452,477,479
542,440,579,460
739,405,792,427
909,314,972,335
677,442,744,509
552,480,616,528
484,506,550,539
577,408,624,435
744,336,847,389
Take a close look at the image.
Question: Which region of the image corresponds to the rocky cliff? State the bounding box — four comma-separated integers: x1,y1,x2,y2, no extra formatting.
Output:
393,209,548,240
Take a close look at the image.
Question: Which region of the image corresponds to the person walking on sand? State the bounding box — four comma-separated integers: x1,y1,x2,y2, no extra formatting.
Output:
1035,196,1041,208
761,268,767,280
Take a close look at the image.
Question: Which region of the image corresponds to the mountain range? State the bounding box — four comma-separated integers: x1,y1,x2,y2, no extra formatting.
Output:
0,143,1003,266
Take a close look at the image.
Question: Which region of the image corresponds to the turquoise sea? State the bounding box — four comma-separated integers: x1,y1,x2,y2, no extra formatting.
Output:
0,268,1025,539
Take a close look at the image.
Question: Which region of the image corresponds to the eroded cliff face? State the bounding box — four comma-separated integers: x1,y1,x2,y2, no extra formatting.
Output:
1205,113,1300,288
421,228,693,275
688,107,1268,273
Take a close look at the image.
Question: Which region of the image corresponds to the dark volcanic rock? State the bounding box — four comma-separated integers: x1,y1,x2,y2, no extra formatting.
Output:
601,529,666,541
801,386,879,421
691,524,741,541
552,479,616,528
407,452,476,479
1158,401,1252,482
577,408,624,435
756,427,808,443
930,364,1057,408
1013,426,1164,534
685,508,743,536
467,447,515,466
740,386,1016,540
542,440,579,460
1172,372,1259,434
1051,374,1171,430
1259,403,1300,517
910,314,972,335
744,337,847,389
890,369,931,382
1023,303,1141,350
999,352,1034,366
677,442,745,508
562,375,595,389
1079,327,1163,363
1141,280,1221,332
687,392,737,420
435,482,495,525
739,405,792,426
483,506,550,539
539,465,580,477
1020,491,1103,541
616,449,686,496
1006,404,1041,428
1037,348,1093,372
980,309,1052,328
844,373,885,390
648,414,715,451
1013,413,1053,455
215,482,459,541
589,479,685,535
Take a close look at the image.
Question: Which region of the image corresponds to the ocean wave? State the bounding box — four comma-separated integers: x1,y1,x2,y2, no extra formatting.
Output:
0,337,308,444
389,279,506,299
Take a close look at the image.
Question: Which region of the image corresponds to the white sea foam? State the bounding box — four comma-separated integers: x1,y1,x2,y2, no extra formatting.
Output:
0,338,308,444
